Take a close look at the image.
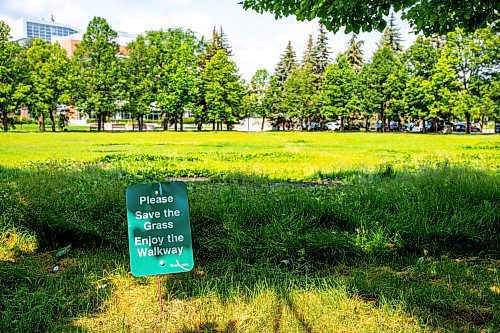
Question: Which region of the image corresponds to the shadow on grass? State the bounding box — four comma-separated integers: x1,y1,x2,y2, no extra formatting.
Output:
0,163,499,331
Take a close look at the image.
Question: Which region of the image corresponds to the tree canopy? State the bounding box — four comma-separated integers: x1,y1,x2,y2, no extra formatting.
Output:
240,0,499,36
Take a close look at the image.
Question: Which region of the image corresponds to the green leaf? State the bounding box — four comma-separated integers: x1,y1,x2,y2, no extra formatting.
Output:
55,244,72,258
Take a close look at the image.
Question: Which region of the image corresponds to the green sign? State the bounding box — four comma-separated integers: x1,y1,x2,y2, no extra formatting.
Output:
126,182,194,277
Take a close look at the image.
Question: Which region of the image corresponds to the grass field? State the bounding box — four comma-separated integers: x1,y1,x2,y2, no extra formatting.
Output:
1,131,499,178
0,132,499,332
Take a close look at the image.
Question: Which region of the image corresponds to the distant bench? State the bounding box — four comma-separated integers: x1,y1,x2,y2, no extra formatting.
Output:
111,123,127,131
89,123,159,131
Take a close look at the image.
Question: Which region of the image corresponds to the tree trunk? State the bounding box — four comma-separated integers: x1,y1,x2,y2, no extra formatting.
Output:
465,112,471,134
98,114,102,132
480,115,485,132
180,115,184,131
174,116,178,131
50,110,56,132
2,110,8,132
227,122,230,131
197,122,202,131
39,113,46,131
163,116,168,131
340,117,344,132
365,117,369,131
261,116,265,131
212,120,215,131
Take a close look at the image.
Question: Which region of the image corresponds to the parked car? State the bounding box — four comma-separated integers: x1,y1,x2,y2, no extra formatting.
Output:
453,122,480,132
388,121,400,132
403,123,414,131
325,121,340,131
410,123,431,132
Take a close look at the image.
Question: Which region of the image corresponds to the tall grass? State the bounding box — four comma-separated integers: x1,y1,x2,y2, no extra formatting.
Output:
1,164,498,262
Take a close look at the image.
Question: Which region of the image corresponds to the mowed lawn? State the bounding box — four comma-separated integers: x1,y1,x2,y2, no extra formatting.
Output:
1,131,499,332
1,131,499,179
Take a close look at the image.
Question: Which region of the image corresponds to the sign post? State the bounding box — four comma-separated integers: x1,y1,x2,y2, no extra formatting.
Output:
126,182,194,313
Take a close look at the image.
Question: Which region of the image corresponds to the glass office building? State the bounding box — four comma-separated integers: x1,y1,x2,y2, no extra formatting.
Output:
9,18,80,44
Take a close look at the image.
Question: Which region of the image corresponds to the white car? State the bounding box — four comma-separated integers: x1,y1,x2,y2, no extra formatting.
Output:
325,122,340,131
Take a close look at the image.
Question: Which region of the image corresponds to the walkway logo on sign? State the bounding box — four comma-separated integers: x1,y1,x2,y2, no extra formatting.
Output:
126,182,194,277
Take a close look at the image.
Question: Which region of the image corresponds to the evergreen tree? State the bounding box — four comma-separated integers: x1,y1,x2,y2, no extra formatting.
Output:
218,26,233,57
203,50,245,130
75,17,118,131
274,41,297,87
380,13,404,53
301,34,317,68
313,24,330,75
346,34,364,73
203,26,233,66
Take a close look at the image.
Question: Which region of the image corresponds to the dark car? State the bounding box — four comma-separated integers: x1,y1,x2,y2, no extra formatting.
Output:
453,122,480,132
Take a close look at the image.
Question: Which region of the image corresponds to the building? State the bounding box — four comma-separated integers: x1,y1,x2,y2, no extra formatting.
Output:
9,17,80,44
53,31,136,58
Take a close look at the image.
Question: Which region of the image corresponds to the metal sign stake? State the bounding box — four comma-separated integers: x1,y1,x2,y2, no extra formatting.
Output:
157,274,163,314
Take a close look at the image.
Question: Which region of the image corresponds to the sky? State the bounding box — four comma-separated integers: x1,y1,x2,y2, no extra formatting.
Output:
0,0,417,80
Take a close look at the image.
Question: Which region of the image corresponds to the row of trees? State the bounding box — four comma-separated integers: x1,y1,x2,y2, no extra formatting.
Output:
246,15,499,134
0,16,498,133
0,17,244,132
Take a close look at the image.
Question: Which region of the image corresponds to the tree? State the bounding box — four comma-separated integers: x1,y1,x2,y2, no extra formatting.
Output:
403,36,440,79
281,65,318,129
141,29,202,131
25,39,71,132
274,41,297,87
402,36,442,130
439,28,499,133
302,34,317,68
152,28,202,131
380,13,404,53
240,0,499,36
203,50,244,130
198,26,233,130
384,63,408,127
346,34,364,73
201,26,233,66
75,17,118,131
0,21,29,132
362,46,406,132
426,52,460,124
118,35,156,132
319,54,357,131
263,76,283,130
313,24,330,76
249,69,270,130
